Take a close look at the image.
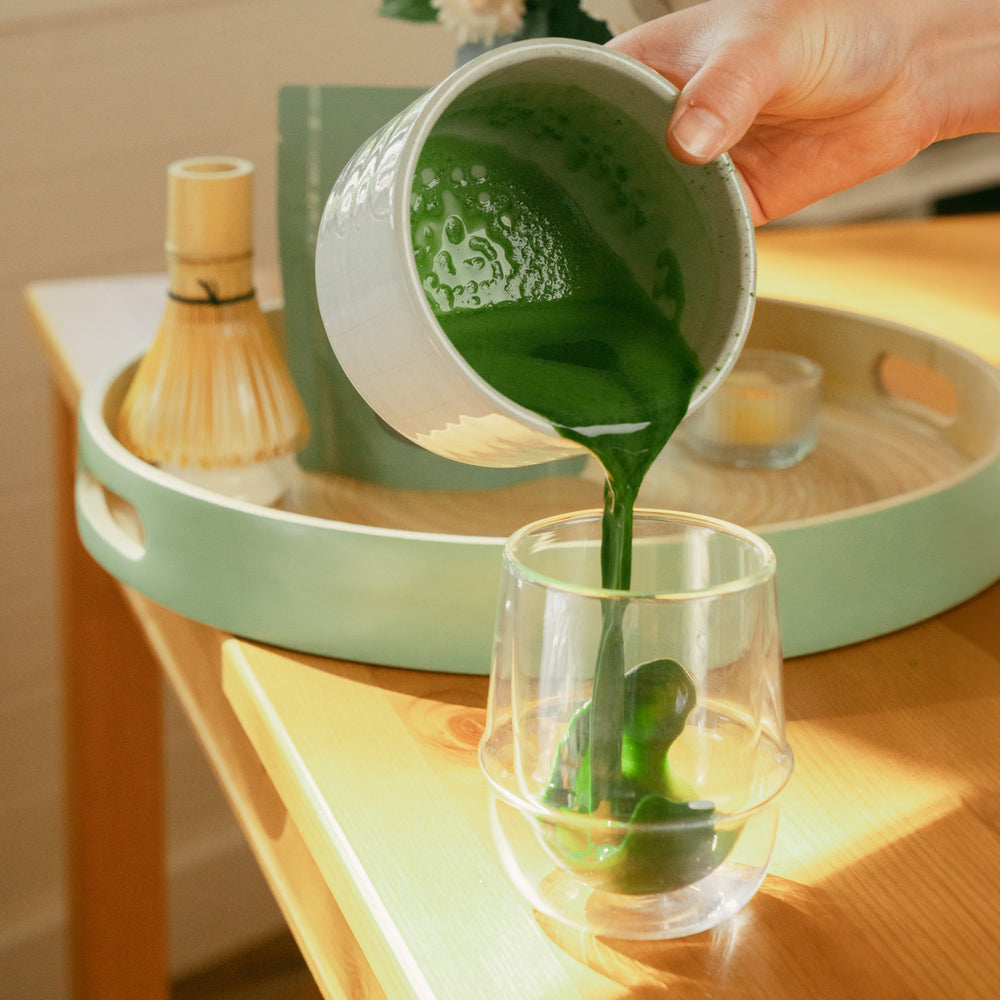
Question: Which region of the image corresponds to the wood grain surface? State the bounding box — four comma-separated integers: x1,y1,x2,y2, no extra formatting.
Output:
274,392,971,536
222,578,1000,999
269,294,995,538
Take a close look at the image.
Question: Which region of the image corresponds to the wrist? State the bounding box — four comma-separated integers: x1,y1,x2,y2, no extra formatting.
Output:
914,0,1000,139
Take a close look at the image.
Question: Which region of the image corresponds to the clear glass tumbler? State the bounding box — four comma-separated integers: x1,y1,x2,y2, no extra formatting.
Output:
480,509,793,939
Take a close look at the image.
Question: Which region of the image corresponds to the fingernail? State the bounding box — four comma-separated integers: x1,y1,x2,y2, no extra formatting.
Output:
671,105,727,161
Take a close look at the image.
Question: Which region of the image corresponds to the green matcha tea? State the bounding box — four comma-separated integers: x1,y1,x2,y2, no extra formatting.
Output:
411,82,734,891
412,83,701,583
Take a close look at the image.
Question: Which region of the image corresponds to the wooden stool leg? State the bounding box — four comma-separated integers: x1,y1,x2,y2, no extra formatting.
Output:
54,390,170,1000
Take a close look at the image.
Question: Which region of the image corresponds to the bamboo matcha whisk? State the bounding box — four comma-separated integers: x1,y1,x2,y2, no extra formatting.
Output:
116,156,308,505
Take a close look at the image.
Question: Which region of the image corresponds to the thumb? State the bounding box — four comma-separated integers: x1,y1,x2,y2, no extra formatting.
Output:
610,14,785,163
667,50,780,162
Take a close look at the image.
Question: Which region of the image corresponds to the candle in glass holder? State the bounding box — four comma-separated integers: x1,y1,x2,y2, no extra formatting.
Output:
685,349,823,468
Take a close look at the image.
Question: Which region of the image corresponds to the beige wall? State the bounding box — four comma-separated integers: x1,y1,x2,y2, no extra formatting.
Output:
1,2,452,995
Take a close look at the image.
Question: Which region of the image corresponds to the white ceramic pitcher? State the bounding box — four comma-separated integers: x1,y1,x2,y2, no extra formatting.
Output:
315,38,756,468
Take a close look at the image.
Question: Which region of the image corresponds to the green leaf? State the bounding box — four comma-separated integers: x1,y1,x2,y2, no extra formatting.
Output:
379,0,438,23
537,0,613,43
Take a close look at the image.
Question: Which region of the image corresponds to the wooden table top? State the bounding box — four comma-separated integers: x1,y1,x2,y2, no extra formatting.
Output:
27,214,1000,1000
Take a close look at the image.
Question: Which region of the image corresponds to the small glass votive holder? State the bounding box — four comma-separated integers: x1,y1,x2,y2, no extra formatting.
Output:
684,348,823,468
479,509,794,940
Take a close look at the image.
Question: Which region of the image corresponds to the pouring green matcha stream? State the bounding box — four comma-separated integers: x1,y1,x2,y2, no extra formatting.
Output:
412,84,736,889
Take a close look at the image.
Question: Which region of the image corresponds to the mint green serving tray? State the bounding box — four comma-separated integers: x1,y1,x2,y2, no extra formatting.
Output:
76,299,1000,673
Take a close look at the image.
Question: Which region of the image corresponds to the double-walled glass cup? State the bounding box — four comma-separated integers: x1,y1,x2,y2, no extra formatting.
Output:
480,510,793,939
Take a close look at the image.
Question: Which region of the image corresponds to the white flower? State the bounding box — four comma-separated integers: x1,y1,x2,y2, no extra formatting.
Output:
431,0,527,44
580,0,675,35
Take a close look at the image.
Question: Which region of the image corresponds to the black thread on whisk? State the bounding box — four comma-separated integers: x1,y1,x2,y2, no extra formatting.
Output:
168,279,256,306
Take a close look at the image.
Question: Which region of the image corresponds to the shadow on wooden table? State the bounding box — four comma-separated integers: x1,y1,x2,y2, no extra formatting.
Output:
537,875,917,999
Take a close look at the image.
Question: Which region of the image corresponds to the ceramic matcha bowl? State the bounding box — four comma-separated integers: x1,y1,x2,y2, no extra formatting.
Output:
314,38,756,468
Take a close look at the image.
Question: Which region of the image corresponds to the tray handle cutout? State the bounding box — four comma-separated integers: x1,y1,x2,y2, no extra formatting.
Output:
76,467,146,563
876,352,958,424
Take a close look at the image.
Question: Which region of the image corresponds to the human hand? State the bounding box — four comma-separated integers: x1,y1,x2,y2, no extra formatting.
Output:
608,0,1000,224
